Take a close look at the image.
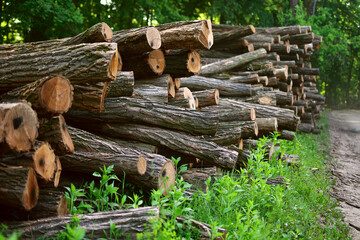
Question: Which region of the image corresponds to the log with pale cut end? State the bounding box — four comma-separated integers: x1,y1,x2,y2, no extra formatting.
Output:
244,34,277,43
0,166,39,211
253,42,271,51
199,48,267,76
0,43,119,93
174,78,181,90
1,76,73,116
256,118,278,136
227,74,260,84
255,25,301,35
192,89,219,107
271,60,296,68
248,61,273,70
278,81,292,92
259,76,269,86
98,123,239,170
135,74,175,98
158,20,213,50
163,50,201,78
105,71,135,98
0,102,38,152
270,43,290,54
289,32,314,45
72,82,108,112
112,26,161,56
134,84,168,104
282,106,298,115
5,207,159,239
276,91,294,106
32,142,57,182
200,121,243,146
267,77,278,87
278,130,295,141
180,167,219,192
38,116,74,156
181,76,252,97
220,120,258,139
300,26,312,33
65,97,219,136
293,67,320,75
168,97,196,109
304,75,317,82
289,45,304,55
262,52,280,61
122,50,165,79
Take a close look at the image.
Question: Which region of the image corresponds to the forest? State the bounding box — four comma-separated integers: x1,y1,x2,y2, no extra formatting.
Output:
1,0,360,106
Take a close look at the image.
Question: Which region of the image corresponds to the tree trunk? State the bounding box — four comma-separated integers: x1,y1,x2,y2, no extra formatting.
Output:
0,102,38,152
192,89,219,107
106,71,135,98
133,84,168,104
276,91,294,105
199,49,267,76
65,97,219,136
180,76,252,97
163,50,201,78
0,43,119,93
304,92,325,102
112,26,161,56
270,43,290,54
0,166,39,211
244,34,277,43
157,20,213,50
5,207,159,239
253,42,271,51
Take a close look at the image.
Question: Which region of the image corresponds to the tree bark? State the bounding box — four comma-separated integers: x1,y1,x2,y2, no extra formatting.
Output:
279,54,299,61
0,43,119,93
256,118,278,136
112,26,161,57
199,50,236,59
163,50,201,78
133,84,168,104
278,130,295,141
276,91,294,105
180,167,219,192
297,123,314,133
270,43,290,54
304,92,325,102
192,89,219,107
201,107,255,122
0,102,38,152
293,67,319,75
242,139,274,160
0,166,39,211
106,71,135,98
289,33,314,45
228,74,260,84
135,74,175,98
255,26,301,35
5,207,159,239
199,49,267,76
65,97,219,136
253,42,271,51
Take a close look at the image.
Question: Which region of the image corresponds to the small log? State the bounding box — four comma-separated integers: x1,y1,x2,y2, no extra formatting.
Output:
293,99,310,107
112,26,161,56
231,94,276,106
65,97,219,136
244,34,276,43
163,50,201,78
174,77,181,90
122,49,165,79
135,74,175,98
289,32,314,45
278,130,295,141
242,139,274,160
276,91,294,106
0,43,119,93
297,123,314,133
255,26,301,35
72,82,108,112
278,81,292,92
279,54,299,61
134,84,168,104
228,74,260,84
267,77,278,87
0,166,39,211
300,26,312,33
253,42,271,51
192,89,219,107
270,43,290,54
282,106,298,115
256,118,278,136
199,49,267,76
0,102,38,152
293,67,320,75
62,22,113,45
180,167,218,192
219,120,258,139
180,76,252,97
199,50,236,59
212,24,255,47
168,97,196,109
259,76,268,86
158,20,213,50
304,75,317,82
304,92,325,102
105,71,135,98
201,107,256,122
5,207,159,239
262,52,280,61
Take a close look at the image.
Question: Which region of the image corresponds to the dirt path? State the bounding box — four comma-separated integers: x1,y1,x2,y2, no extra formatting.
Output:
328,110,360,239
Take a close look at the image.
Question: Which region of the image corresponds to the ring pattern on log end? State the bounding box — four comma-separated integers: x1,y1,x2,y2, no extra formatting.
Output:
158,161,176,195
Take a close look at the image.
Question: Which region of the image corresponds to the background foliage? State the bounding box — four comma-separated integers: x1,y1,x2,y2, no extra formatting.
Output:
1,0,360,106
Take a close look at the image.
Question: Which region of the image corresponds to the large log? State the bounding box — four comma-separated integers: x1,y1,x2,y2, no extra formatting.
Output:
192,89,219,107
0,43,119,93
199,49,267,76
64,126,175,193
5,207,159,239
278,130,295,141
0,166,39,211
255,26,301,35
65,97,219,136
112,26,161,56
157,20,213,50
0,76,73,116
163,50,201,78
0,102,38,152
106,71,135,98
180,76,252,97
96,123,239,170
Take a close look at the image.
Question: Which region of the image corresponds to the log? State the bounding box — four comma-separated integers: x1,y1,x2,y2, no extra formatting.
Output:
105,71,135,98
289,32,314,45
255,26,301,35
163,50,201,78
0,166,39,211
293,67,320,75
0,43,119,93
253,42,271,51
304,75,317,82
135,74,175,98
297,123,314,133
212,24,255,48
180,167,218,192
293,99,310,107
38,115,74,155
202,107,255,122
5,207,159,239
276,91,294,105
180,76,252,97
106,138,158,154
0,102,38,152
218,99,300,131
134,84,168,104
199,49,267,76
278,130,295,141
65,97,219,136
219,120,258,139
259,76,268,86
271,60,296,68
278,81,292,92
242,139,274,160
71,82,108,112
174,77,181,90
192,89,219,107
122,50,165,79
256,118,278,136
62,22,112,45
267,77,278,87
305,92,326,102
282,106,298,115
262,52,280,61
270,43,290,54
168,97,196,109
198,50,236,59
244,34,276,43
230,94,276,106
65,126,175,193
112,26,161,56
227,74,260,84
96,123,239,170
0,76,73,116
158,20,213,50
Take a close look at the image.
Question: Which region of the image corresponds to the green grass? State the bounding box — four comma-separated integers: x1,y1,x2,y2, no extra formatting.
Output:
0,111,350,239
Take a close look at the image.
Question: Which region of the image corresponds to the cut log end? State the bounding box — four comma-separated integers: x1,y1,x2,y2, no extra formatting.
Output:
54,157,62,188
40,76,73,114
57,194,69,216
33,142,57,182
148,50,165,75
174,78,181,90
168,76,176,98
101,22,113,42
59,115,74,154
158,161,176,195
214,89,220,105
109,49,119,79
254,121,259,136
250,108,256,121
202,20,214,49
239,138,243,149
146,27,162,50
23,168,39,211
138,156,147,175
187,51,201,75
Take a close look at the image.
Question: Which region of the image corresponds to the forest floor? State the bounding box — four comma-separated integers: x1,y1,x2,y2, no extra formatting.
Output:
329,110,360,239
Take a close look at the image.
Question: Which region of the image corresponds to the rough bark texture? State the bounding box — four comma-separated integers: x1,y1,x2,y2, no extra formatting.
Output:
0,76,73,116
65,97,219,136
305,92,325,101
181,76,252,97
0,102,38,152
212,24,255,49
199,50,236,59
5,207,159,239
270,43,290,54
255,26,301,35
201,107,255,122
0,166,39,211
112,26,161,56
276,91,294,105
289,33,314,45
168,97,196,109
0,43,119,93
199,49,267,76
106,71,134,98
297,123,314,133
218,120,258,139
192,89,219,107
256,118,278,136
278,130,295,141
163,50,201,78
158,20,213,50
135,74,175,98
180,167,219,192
227,74,260,84
133,84,168,104
62,22,113,45
72,82,108,112
242,139,274,160
293,67,320,75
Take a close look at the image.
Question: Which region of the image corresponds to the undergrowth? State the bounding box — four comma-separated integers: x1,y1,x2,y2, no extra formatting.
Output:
0,111,350,239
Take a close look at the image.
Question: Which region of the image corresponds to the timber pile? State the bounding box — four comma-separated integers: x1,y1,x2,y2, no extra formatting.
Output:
0,20,323,237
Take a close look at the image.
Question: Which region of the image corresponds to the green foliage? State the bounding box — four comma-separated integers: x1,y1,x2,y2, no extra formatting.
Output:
0,224,21,240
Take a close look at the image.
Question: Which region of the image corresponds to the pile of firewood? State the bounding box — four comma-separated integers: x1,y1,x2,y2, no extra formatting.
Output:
0,20,324,238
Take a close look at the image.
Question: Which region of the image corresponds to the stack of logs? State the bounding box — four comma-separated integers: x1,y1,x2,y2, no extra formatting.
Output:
0,20,324,239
